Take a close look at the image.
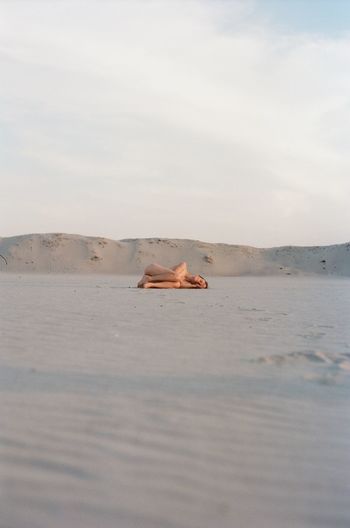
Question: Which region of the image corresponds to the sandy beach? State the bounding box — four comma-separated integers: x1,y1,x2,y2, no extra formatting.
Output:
1,273,350,528
3,0,350,525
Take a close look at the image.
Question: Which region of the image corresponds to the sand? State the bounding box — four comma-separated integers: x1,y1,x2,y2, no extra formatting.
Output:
1,273,350,528
0,233,349,275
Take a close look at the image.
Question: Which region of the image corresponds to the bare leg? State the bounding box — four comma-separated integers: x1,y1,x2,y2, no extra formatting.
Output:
144,263,175,276
143,281,181,289
138,262,193,288
171,262,188,281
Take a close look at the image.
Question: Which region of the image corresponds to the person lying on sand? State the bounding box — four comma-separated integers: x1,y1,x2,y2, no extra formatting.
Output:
137,262,208,289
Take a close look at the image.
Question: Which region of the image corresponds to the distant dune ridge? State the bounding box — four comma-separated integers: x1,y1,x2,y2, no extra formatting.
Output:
0,233,349,275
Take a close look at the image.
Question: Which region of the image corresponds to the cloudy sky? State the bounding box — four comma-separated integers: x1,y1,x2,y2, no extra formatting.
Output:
1,0,350,246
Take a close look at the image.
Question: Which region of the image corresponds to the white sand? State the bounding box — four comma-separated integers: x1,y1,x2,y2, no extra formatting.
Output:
1,274,350,528
0,233,349,275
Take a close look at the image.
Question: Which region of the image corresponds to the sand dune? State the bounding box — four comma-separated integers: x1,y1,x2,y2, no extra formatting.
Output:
0,233,349,275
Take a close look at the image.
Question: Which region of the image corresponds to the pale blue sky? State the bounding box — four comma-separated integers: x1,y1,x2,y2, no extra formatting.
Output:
256,0,350,36
1,1,350,246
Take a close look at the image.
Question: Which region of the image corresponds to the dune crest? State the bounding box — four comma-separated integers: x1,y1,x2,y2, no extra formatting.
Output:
0,233,349,275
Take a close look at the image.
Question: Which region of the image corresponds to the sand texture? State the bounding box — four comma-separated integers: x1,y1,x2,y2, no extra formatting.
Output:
0,233,350,275
1,274,350,528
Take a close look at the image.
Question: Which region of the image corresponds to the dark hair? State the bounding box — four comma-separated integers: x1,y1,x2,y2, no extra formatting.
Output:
199,275,208,288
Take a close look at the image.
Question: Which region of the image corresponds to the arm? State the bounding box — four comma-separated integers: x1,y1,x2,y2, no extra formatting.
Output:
147,272,179,282
179,279,199,289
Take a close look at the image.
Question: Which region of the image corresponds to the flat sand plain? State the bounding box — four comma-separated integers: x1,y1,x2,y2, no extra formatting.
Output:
1,274,350,528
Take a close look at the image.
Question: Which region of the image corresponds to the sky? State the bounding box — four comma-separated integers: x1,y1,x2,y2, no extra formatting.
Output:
1,0,350,247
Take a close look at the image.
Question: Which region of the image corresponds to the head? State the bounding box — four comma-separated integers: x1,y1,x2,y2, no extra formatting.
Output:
197,275,208,289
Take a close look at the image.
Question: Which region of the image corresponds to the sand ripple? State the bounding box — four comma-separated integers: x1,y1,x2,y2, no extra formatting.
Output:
257,350,350,369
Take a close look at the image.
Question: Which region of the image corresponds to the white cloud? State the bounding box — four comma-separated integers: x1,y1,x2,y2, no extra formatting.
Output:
1,0,350,245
